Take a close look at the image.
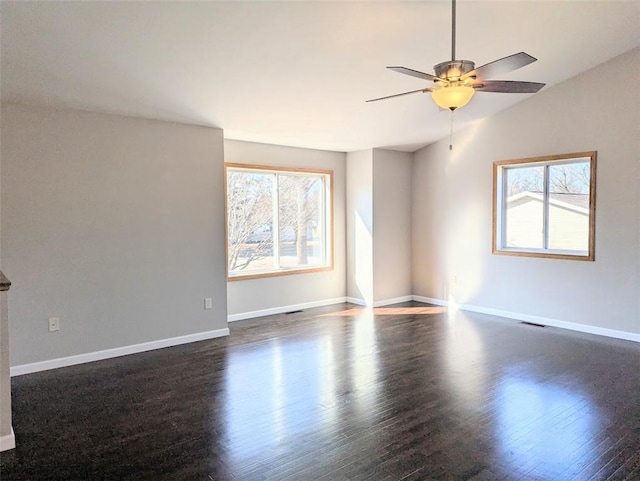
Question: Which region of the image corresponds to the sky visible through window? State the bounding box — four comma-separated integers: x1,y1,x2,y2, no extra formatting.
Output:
507,161,590,197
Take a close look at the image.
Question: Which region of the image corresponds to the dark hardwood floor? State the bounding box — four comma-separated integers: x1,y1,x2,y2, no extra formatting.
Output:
1,301,639,480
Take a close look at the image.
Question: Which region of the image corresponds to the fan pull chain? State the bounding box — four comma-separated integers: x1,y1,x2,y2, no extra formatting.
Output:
449,109,455,151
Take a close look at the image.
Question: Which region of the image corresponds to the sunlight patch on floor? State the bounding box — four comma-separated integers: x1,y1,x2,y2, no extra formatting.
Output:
321,306,447,317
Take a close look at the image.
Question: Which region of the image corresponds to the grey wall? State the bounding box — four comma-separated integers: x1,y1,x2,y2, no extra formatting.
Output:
0,102,9,442
346,148,413,305
346,149,373,304
225,140,346,317
0,288,11,444
412,48,640,335
1,104,228,366
373,149,413,303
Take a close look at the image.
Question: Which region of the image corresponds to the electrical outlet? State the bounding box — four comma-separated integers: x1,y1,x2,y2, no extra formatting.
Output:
48,317,60,332
204,298,213,310
451,276,458,286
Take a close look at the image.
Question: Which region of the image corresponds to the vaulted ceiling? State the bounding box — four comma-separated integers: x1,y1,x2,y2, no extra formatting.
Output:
2,1,638,152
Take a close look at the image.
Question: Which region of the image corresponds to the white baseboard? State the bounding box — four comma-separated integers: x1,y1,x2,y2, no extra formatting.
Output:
345,296,413,308
412,295,640,343
458,302,640,343
411,295,448,307
0,427,15,451
373,295,414,307
10,328,230,377
346,297,366,306
228,297,347,322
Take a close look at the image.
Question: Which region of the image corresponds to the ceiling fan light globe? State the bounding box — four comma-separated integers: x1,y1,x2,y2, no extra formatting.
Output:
431,85,475,110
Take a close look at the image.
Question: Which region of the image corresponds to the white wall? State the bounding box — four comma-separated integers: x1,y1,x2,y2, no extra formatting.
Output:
1,104,228,366
225,140,346,317
412,48,640,335
346,150,373,304
373,149,413,303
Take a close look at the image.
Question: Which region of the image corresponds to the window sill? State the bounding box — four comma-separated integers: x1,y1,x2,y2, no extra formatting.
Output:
492,247,594,261
227,265,334,282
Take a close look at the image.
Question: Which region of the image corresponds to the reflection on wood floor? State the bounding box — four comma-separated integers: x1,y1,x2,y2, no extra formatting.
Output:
2,301,639,480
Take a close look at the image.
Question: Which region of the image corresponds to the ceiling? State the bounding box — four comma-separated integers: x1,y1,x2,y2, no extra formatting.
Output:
2,1,638,153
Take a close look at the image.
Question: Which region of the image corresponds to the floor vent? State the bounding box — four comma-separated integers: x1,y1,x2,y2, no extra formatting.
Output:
521,321,546,328
285,310,303,315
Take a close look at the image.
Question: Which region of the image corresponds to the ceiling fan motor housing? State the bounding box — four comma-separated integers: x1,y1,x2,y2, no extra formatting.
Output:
434,60,475,82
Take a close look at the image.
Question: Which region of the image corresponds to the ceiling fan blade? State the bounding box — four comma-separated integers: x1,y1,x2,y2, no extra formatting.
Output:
472,80,545,93
461,52,537,80
387,66,441,82
366,88,433,103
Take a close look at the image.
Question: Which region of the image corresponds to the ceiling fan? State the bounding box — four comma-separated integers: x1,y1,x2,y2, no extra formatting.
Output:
367,0,545,111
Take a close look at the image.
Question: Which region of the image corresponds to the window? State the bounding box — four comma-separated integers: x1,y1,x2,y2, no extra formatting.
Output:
493,152,596,261
225,163,333,280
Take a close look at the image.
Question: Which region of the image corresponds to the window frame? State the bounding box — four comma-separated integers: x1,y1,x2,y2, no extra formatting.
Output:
492,151,597,261
225,162,334,281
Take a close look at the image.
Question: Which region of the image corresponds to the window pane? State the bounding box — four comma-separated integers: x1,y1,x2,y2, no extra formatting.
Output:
548,162,590,251
226,164,332,279
504,166,544,249
493,152,596,260
227,171,275,274
278,174,324,268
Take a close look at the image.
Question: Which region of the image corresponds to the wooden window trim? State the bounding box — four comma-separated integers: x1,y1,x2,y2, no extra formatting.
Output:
492,151,597,261
225,162,335,281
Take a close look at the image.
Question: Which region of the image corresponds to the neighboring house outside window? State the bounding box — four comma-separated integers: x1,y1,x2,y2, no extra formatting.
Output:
225,163,333,280
505,191,589,251
493,152,596,261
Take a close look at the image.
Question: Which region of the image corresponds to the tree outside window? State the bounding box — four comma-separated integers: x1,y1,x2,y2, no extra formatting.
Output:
226,164,333,279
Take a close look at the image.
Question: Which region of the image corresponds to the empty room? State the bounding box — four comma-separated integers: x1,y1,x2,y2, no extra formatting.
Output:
0,1,639,480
